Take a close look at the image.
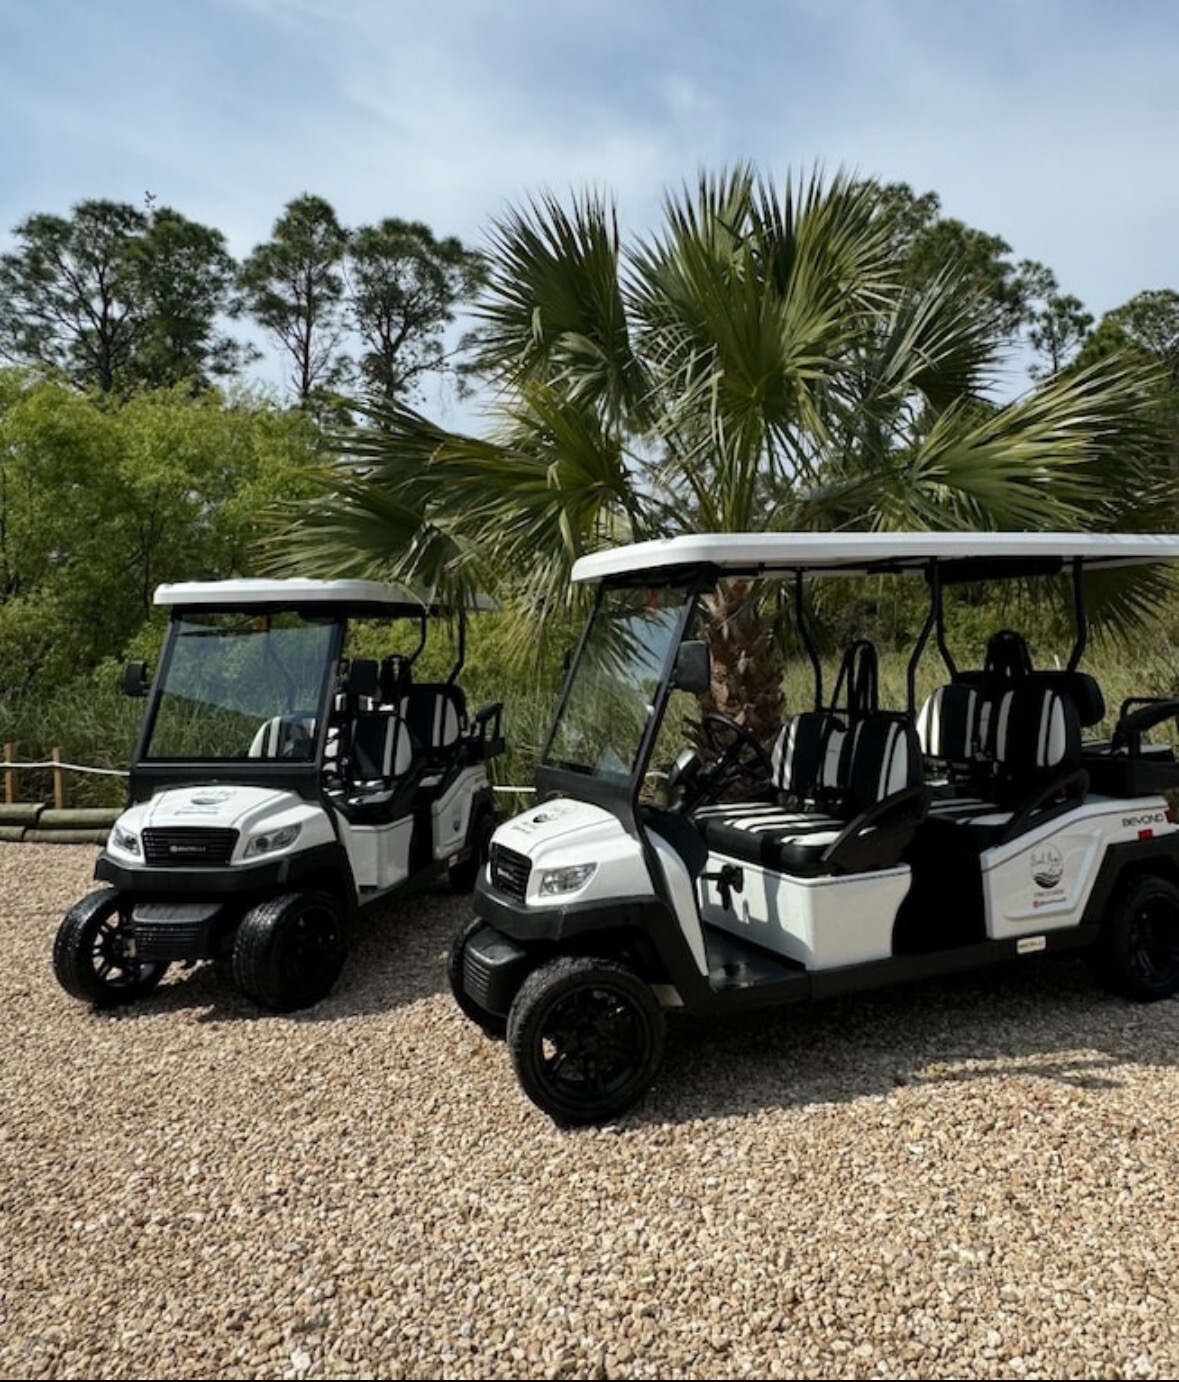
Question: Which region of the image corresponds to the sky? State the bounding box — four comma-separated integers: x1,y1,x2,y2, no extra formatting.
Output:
2,0,1177,418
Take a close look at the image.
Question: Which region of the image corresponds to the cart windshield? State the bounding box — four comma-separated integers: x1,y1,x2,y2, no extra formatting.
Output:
543,584,692,783
143,610,339,761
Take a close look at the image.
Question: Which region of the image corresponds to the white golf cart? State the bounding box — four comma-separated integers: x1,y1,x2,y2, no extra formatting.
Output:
53,577,504,1012
449,531,1179,1125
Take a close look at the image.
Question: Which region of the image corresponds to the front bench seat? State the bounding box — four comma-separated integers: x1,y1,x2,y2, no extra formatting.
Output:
699,711,928,876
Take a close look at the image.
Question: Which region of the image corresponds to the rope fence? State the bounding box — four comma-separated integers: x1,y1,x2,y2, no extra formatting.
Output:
0,741,538,845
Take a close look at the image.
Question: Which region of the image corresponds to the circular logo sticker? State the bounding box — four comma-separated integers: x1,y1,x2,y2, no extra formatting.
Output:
1030,843,1063,889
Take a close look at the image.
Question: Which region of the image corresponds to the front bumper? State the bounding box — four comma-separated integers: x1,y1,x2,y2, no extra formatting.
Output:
94,840,346,897
128,900,236,962
459,924,533,1018
473,878,669,943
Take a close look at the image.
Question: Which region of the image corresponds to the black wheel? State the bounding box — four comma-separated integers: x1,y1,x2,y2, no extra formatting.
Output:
507,956,665,1126
1092,874,1179,1001
446,916,507,1040
52,887,169,1008
231,891,347,1013
449,809,495,893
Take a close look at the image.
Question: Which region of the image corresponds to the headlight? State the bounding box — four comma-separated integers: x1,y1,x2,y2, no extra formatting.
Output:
539,863,597,896
244,823,302,858
110,824,141,856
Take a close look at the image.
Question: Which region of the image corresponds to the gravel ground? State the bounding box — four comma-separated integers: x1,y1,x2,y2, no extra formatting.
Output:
4,842,1179,1380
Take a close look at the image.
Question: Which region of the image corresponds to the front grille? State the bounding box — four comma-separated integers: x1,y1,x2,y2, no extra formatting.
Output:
490,843,530,901
142,827,239,867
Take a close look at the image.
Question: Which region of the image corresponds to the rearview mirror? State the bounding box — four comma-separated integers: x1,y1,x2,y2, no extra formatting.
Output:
672,641,711,695
121,661,150,698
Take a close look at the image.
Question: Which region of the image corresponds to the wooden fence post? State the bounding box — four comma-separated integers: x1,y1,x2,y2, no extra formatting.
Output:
3,742,15,806
52,747,65,810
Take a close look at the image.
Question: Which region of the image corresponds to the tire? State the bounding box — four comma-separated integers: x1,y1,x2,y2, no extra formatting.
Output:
507,956,665,1126
449,809,495,893
52,888,169,1008
231,891,347,1013
1092,874,1179,1002
446,916,507,1040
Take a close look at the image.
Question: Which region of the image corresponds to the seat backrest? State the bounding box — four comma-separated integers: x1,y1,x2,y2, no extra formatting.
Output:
248,714,316,760
379,654,413,705
771,639,878,806
771,710,846,803
990,681,1081,789
1028,669,1105,729
839,711,924,815
954,628,1036,758
983,628,1034,681
351,709,414,782
916,682,982,775
402,682,468,758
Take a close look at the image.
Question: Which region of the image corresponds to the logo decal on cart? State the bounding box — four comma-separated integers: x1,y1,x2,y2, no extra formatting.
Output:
1030,843,1063,889
1122,811,1166,829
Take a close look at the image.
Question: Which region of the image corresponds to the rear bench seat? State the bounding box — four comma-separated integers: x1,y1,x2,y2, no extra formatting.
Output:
917,677,1087,848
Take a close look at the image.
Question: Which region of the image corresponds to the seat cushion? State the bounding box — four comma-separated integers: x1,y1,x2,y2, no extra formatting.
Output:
699,808,844,874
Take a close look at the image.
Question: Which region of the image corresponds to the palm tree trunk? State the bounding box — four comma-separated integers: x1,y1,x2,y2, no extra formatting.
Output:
697,577,784,753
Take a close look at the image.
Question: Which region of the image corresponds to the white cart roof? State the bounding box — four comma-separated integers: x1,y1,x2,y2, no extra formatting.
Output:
154,578,431,614
571,531,1179,583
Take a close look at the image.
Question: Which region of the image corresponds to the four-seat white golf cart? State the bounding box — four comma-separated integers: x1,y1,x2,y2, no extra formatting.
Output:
450,531,1179,1125
53,577,504,1012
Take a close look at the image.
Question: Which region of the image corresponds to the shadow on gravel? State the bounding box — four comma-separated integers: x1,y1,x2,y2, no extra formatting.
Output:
626,953,1179,1127
88,908,1179,1130
98,884,467,1026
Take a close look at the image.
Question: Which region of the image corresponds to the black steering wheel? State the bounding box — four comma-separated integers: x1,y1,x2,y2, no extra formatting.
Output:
697,712,775,799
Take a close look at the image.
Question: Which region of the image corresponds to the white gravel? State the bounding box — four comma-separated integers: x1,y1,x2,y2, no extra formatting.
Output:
4,841,1179,1380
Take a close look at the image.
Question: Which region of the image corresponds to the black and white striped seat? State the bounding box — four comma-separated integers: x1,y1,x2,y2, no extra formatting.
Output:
699,711,927,876
351,708,416,785
916,682,981,778
692,709,845,838
917,680,1085,845
401,683,467,778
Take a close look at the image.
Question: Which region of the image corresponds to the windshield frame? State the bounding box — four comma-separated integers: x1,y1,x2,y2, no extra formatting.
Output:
534,572,705,818
128,605,348,802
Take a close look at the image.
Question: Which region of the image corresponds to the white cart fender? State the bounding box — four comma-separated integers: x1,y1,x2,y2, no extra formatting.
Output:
492,799,707,971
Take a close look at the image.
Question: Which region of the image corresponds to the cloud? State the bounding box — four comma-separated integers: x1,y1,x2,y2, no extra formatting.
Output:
3,0,1178,387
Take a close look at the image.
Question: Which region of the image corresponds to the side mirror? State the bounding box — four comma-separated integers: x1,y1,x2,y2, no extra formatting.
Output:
122,661,150,698
672,641,711,695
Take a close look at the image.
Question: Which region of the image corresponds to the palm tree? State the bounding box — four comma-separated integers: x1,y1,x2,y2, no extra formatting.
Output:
261,164,1172,748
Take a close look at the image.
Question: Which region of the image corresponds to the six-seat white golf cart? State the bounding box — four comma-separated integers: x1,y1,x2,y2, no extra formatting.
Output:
53,577,504,1012
450,531,1179,1125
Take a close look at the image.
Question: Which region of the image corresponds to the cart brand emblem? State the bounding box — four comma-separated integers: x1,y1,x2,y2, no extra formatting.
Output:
1122,811,1165,829
1017,935,1047,954
168,843,207,856
1030,844,1063,889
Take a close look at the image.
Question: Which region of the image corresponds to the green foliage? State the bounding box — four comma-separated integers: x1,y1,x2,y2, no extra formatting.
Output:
350,219,486,403
237,194,351,407
0,198,248,394
0,372,323,688
263,162,1179,754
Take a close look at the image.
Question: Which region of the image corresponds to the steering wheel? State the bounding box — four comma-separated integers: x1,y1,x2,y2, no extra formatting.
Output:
696,712,774,802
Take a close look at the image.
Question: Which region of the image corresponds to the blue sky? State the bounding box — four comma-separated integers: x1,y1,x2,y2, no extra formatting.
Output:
3,0,1177,415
